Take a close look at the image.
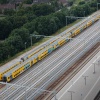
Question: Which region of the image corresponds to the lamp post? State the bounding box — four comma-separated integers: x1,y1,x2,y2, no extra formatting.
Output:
82,75,88,86
68,91,75,100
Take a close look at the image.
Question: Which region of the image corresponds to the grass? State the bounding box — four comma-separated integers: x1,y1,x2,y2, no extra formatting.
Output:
0,19,82,66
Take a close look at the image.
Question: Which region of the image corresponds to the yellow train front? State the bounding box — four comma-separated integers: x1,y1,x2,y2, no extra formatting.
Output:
2,60,33,82
0,62,21,81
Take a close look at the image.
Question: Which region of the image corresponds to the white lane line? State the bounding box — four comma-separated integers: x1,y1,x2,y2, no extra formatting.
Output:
58,53,100,100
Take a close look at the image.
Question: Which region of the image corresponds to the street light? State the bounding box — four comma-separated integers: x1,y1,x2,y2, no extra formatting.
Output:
82,75,88,86
68,91,75,100
97,3,100,11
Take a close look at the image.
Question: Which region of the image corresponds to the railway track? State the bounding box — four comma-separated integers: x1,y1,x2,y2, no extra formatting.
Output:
11,26,100,100
0,21,100,100
0,11,100,100
12,18,100,84
37,42,100,100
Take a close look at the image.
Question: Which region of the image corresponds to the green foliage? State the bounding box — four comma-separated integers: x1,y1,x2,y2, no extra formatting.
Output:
67,0,74,6
0,9,2,14
79,1,85,5
24,0,33,4
0,19,13,40
32,4,54,16
10,28,30,44
0,0,8,4
8,15,28,29
3,9,16,16
0,28,30,61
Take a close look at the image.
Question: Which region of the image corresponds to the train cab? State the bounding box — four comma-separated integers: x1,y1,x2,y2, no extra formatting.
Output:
2,74,12,82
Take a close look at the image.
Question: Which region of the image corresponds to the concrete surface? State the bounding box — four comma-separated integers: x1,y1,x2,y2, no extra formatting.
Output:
52,51,100,100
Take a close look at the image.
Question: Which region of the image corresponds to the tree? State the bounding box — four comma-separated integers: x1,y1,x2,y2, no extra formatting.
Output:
10,28,30,44
79,1,85,5
23,21,36,34
6,35,23,53
53,12,66,27
0,19,13,40
24,0,33,4
67,0,74,6
0,0,8,4
3,9,16,16
47,18,57,35
0,42,10,61
8,15,28,29
32,4,54,16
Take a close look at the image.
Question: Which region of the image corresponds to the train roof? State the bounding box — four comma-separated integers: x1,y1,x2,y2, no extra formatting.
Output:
0,62,20,73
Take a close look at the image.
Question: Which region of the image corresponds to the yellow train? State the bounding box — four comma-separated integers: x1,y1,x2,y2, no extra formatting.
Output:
3,61,33,82
0,62,21,81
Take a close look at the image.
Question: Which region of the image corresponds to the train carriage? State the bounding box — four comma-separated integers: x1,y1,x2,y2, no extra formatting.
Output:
58,38,66,46
2,60,33,82
0,62,20,81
